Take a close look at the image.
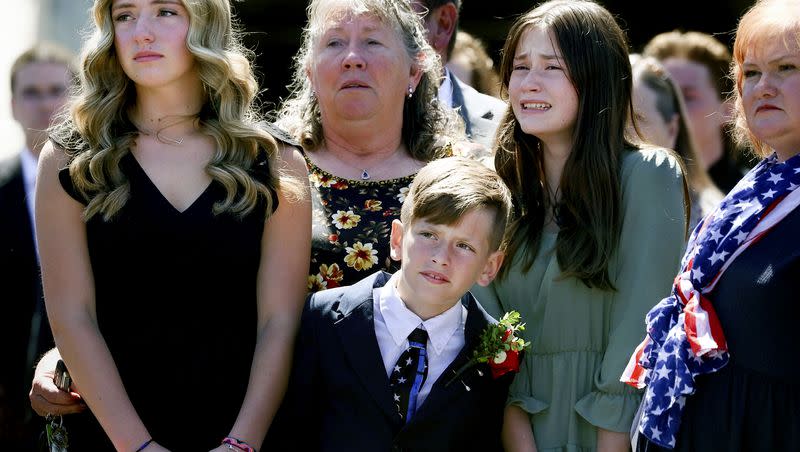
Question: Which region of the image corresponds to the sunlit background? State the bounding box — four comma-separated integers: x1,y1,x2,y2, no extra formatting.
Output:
0,0,752,160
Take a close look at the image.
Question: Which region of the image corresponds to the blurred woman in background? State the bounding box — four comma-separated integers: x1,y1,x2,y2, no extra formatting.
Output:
630,54,723,230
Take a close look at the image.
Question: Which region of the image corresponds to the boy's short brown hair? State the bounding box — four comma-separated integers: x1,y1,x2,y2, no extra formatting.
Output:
400,156,512,251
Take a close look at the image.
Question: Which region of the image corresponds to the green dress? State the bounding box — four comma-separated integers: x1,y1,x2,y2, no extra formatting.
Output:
472,148,686,452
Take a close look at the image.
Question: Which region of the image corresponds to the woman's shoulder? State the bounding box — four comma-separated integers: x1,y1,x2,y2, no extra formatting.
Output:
259,121,302,151
38,140,76,183
39,140,90,205
251,123,305,177
621,146,683,185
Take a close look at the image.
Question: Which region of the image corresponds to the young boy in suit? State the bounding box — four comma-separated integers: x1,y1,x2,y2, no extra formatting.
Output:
269,156,515,451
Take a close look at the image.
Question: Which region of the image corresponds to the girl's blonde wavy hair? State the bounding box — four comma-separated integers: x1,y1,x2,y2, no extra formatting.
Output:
51,0,281,221
273,0,464,161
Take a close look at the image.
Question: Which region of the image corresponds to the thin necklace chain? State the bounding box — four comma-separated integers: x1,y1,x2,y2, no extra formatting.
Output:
538,140,564,226
133,114,198,146
333,145,404,180
545,183,564,227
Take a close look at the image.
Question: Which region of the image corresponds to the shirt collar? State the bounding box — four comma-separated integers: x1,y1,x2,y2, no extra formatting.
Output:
20,147,38,191
377,273,466,355
437,68,454,109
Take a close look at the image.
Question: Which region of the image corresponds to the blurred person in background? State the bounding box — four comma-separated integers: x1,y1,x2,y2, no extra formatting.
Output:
412,0,506,150
447,30,502,98
630,54,723,231
644,30,750,194
0,41,75,450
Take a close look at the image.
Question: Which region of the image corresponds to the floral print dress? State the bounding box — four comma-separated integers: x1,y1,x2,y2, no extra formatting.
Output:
305,156,415,292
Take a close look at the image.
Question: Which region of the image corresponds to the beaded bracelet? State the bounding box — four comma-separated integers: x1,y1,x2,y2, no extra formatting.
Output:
222,436,256,452
134,438,154,452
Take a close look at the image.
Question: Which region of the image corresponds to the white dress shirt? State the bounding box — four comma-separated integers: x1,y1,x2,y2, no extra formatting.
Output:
373,273,466,409
437,68,455,109
19,147,38,253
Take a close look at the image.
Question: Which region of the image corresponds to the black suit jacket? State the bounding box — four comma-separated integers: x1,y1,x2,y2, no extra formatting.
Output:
0,154,50,447
269,271,512,452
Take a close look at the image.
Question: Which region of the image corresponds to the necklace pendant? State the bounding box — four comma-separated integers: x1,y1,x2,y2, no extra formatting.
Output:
361,169,370,180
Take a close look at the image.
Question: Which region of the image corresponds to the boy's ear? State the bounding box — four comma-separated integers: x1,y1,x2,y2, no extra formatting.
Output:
475,250,504,287
389,219,405,262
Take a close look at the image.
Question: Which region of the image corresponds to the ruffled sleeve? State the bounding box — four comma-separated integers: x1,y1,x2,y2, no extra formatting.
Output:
576,148,686,432
574,388,642,432
507,354,550,415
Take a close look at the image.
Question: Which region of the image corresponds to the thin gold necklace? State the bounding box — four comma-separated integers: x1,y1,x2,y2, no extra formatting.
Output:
335,145,404,180
133,114,198,146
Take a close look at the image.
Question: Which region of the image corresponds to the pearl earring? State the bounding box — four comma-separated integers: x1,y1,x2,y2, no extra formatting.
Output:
407,84,413,99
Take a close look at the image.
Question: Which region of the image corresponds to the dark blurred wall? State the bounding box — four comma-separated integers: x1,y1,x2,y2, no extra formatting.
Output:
234,0,754,111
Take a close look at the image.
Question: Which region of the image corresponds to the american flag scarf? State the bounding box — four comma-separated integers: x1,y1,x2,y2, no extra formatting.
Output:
620,152,800,448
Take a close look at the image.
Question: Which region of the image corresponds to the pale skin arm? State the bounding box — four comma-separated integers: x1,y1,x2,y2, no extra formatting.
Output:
597,429,630,452
36,142,168,452
209,145,311,451
502,405,538,452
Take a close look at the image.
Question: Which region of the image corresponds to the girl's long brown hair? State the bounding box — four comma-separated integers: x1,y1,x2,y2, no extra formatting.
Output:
494,0,635,290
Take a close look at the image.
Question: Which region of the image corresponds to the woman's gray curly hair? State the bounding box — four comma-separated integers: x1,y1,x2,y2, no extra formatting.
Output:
273,0,464,161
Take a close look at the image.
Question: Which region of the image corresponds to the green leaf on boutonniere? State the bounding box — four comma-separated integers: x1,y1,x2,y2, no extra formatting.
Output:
446,311,531,386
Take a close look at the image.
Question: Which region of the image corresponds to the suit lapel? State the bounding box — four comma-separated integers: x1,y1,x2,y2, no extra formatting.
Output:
334,272,402,424
411,292,491,423
449,71,474,138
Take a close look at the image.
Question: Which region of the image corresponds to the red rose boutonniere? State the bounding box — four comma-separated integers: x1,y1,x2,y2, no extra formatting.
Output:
447,311,530,385
475,311,530,378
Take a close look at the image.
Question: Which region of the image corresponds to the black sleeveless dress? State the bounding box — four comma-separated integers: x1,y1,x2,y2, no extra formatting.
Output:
636,205,800,452
58,151,277,451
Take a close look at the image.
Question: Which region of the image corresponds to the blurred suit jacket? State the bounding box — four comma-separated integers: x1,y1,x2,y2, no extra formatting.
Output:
0,154,50,448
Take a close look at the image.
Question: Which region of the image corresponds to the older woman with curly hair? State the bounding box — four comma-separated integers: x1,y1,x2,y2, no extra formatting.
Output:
33,0,310,450
273,0,467,292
